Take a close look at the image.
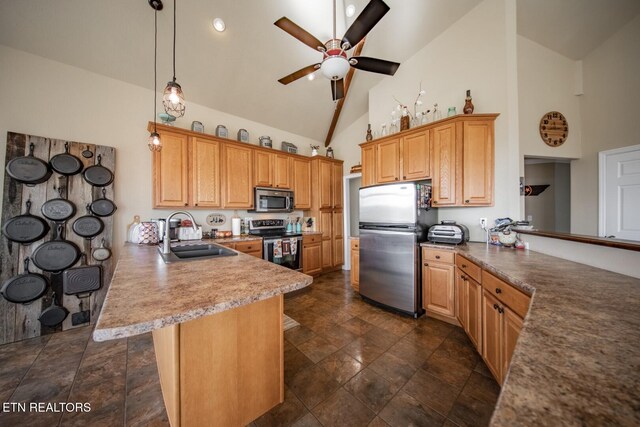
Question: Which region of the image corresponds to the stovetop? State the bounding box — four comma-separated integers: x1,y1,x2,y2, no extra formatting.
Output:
249,230,302,239
248,219,302,239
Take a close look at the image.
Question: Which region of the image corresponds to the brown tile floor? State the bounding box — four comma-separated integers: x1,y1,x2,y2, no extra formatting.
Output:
0,270,499,426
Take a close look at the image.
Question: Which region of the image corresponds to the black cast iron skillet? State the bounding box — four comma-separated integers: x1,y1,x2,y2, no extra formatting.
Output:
63,253,101,296
49,142,83,176
5,143,52,185
39,292,68,327
72,205,104,239
31,224,81,272
82,154,113,187
2,200,50,244
1,257,48,304
41,187,76,222
89,188,117,217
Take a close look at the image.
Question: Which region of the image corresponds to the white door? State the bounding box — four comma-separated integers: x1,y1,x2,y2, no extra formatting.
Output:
600,145,640,241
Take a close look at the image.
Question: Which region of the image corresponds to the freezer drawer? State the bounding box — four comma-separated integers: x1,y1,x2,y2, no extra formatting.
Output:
359,228,420,315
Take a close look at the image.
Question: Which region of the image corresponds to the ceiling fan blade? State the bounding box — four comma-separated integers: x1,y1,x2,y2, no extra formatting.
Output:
341,0,390,50
278,64,320,85
274,17,325,52
331,79,345,101
350,56,400,76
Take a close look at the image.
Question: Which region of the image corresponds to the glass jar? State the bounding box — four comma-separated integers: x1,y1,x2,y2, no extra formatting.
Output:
447,107,457,117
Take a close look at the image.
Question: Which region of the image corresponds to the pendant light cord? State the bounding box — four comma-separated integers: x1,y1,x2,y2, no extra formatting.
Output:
333,0,336,40
154,7,158,132
172,0,176,82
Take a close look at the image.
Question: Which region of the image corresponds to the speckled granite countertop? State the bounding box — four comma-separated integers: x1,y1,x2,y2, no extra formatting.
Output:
207,235,262,244
422,242,640,426
93,243,312,342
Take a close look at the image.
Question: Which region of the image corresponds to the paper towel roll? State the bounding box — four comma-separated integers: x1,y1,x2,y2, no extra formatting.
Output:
232,218,241,236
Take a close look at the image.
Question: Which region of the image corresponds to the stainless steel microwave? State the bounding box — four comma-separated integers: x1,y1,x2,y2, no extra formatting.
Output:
253,187,294,213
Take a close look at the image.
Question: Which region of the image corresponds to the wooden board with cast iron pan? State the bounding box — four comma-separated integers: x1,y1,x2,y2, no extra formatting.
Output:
1,258,48,304
38,292,68,327
63,254,101,296
49,142,83,176
82,154,113,187
72,205,104,239
89,188,117,217
2,200,50,244
31,224,81,273
41,186,76,222
5,142,52,186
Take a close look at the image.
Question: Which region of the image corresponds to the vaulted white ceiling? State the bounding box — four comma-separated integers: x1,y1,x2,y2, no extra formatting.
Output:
0,0,638,141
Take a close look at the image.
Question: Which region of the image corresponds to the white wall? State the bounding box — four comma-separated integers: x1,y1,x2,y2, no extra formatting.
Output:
572,14,640,235
366,0,521,241
517,36,582,160
0,45,321,254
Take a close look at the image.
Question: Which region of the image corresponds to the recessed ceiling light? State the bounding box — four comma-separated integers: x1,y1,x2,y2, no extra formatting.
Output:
212,18,225,32
308,73,315,81
345,4,356,17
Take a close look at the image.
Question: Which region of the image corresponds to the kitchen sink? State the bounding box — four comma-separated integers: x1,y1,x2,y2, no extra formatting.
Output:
158,243,238,263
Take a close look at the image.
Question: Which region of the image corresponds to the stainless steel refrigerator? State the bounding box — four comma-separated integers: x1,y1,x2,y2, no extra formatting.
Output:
359,183,437,317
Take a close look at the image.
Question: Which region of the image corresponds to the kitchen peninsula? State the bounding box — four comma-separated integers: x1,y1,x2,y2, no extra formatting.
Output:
93,243,312,426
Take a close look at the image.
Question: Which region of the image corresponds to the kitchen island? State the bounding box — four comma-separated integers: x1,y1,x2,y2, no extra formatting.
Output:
421,242,640,426
94,243,313,427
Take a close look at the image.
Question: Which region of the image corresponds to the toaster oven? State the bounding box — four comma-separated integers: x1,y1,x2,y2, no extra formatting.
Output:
427,221,470,245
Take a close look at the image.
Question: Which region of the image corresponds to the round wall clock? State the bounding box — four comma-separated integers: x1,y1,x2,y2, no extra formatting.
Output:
539,111,568,147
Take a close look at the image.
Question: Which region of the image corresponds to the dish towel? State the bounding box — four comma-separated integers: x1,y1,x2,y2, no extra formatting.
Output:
282,240,291,256
273,240,283,258
289,238,297,256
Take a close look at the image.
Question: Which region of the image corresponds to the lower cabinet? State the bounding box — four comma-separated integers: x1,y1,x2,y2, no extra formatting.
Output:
302,234,322,276
422,248,457,323
456,266,482,351
220,240,262,258
350,239,359,291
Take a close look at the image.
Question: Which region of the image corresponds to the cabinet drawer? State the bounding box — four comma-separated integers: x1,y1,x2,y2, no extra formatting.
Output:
235,240,262,253
423,247,454,264
482,271,531,319
245,250,263,258
219,242,235,249
350,239,359,250
456,255,482,283
303,234,321,245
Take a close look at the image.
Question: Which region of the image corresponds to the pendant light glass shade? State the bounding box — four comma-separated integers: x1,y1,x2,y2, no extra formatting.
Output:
148,132,162,152
162,80,186,117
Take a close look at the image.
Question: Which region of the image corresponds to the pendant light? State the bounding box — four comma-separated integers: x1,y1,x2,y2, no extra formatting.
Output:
163,0,186,117
149,0,163,151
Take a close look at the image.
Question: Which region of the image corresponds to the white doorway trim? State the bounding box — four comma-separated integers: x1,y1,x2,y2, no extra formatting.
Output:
342,172,361,270
598,144,640,237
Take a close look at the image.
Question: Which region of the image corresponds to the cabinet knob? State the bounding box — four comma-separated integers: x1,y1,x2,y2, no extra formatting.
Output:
498,306,504,314
462,264,467,268
465,200,470,204
403,176,406,179
433,201,438,205
495,288,502,294
461,275,467,281
184,203,188,206
195,203,198,206
395,177,398,181
424,263,429,266
435,255,440,259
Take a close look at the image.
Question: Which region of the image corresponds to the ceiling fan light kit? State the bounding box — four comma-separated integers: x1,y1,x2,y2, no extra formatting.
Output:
275,0,400,101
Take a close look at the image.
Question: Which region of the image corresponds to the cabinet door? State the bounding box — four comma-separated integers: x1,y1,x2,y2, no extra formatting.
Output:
466,277,482,351
351,248,359,291
455,269,467,327
321,240,332,269
361,145,376,187
376,138,401,183
303,244,322,275
292,158,311,209
422,262,455,317
333,237,344,267
254,151,274,187
153,131,189,207
319,160,333,209
431,124,458,206
401,132,430,180
320,211,332,240
274,154,292,189
332,211,343,239
332,162,343,208
223,144,253,208
190,137,221,208
482,290,503,383
462,120,494,205
502,306,523,379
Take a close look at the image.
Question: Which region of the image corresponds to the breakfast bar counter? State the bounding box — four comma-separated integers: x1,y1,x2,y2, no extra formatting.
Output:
94,243,313,426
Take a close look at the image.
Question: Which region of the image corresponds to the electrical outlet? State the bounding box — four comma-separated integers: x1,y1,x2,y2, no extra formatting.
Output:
527,215,533,222
480,218,487,229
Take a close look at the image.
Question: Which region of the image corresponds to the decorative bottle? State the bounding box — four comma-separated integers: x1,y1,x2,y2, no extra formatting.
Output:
463,90,474,114
366,124,373,141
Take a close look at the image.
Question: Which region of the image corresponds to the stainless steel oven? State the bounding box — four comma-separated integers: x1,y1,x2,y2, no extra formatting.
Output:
253,187,294,213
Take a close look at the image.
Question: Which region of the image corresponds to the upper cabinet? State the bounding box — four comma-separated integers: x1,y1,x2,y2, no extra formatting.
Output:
191,137,221,208
292,158,311,209
274,154,292,189
360,114,498,207
332,162,343,209
254,152,292,189
222,144,253,208
153,129,190,208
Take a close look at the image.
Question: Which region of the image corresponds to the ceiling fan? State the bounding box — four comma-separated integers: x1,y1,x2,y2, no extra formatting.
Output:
275,0,400,101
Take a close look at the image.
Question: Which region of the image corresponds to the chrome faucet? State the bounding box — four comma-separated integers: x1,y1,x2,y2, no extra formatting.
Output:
162,211,198,254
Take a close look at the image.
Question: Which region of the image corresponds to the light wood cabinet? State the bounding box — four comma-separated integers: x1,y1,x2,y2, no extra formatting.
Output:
482,290,503,382
350,239,359,291
222,144,253,208
274,154,292,189
401,131,430,181
332,162,343,209
333,211,343,238
431,122,459,207
317,160,333,209
254,151,274,188
302,234,322,276
361,145,376,187
503,305,523,379
321,240,332,269
462,120,494,206
190,138,221,208
376,138,401,183
320,211,332,240
466,275,482,350
292,158,311,209
333,237,344,266
153,130,190,208
220,240,262,258
455,269,466,326
422,261,455,317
